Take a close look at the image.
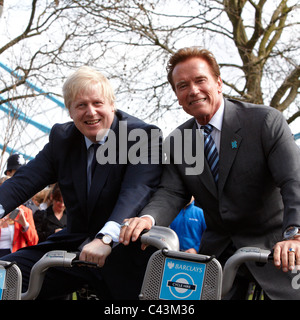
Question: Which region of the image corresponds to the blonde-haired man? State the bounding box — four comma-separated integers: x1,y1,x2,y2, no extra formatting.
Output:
0,66,162,299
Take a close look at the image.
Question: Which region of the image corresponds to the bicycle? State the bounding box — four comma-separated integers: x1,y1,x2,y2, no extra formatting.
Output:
0,226,272,300
139,226,272,300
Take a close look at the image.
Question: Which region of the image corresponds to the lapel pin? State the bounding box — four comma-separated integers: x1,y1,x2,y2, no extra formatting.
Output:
231,140,238,149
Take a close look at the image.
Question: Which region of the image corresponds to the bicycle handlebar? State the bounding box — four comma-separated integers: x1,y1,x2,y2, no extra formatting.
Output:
21,251,78,300
140,228,274,299
20,227,179,300
19,227,272,300
221,247,272,298
140,226,180,251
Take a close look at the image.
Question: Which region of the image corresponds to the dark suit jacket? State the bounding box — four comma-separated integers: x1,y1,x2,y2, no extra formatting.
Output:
0,109,162,242
0,109,163,299
34,205,67,243
140,98,300,299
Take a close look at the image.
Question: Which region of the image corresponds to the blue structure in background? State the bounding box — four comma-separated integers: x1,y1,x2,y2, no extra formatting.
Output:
0,61,65,160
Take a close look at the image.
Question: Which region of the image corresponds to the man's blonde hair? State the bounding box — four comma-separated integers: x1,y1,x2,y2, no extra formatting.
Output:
62,66,116,110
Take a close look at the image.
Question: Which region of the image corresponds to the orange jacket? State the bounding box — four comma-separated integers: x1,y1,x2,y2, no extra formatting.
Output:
12,205,39,252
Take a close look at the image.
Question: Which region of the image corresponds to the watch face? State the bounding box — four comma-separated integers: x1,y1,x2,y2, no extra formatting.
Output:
102,235,112,245
284,227,299,239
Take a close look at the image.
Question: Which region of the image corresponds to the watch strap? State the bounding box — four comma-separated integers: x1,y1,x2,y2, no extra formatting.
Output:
95,233,113,247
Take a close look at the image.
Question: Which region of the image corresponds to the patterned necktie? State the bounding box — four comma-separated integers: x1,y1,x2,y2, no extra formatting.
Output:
201,124,219,183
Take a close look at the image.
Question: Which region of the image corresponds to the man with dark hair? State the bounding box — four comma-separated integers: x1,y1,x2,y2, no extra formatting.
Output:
120,47,300,300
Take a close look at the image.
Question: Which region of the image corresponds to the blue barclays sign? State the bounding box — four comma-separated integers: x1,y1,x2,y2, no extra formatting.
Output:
159,257,206,300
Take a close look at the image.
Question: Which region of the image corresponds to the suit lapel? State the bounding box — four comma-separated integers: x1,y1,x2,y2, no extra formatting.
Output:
198,160,218,198
218,99,242,195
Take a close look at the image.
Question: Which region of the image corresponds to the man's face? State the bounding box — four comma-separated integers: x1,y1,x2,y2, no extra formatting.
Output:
172,57,223,125
69,84,115,142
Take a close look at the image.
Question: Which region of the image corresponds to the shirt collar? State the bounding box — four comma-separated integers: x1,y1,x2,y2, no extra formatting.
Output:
84,137,94,150
209,98,224,132
84,129,109,150
195,98,224,132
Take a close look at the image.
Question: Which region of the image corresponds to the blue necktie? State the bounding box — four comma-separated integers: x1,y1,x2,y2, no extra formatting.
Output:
201,124,219,183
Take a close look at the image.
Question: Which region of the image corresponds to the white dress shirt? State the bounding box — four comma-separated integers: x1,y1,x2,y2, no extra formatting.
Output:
196,98,224,153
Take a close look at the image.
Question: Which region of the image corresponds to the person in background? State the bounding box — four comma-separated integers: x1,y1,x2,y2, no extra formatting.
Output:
38,185,55,211
34,183,67,243
33,189,48,209
170,197,206,253
4,153,42,215
23,189,48,215
4,153,26,177
0,177,38,257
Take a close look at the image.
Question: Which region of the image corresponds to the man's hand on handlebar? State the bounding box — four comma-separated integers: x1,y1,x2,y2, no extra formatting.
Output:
79,238,112,267
273,238,300,272
119,216,152,249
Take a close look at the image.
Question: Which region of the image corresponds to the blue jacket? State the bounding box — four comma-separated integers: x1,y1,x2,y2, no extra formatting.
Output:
170,201,206,251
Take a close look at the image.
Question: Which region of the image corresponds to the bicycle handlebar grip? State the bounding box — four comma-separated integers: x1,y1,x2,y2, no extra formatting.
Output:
140,226,180,251
21,251,77,300
221,247,271,298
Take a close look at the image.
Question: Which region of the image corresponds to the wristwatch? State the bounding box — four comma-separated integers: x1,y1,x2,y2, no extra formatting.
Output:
283,226,300,241
95,233,113,247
